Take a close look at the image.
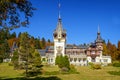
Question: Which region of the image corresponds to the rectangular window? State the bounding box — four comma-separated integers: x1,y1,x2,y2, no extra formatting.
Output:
51,58,53,62
103,59,108,62
78,58,81,62
70,58,73,62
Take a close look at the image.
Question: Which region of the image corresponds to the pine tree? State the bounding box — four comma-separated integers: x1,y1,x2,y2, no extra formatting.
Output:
19,32,30,77
10,32,16,38
55,55,70,71
34,39,41,49
11,49,19,69
41,37,46,49
0,39,10,63
48,39,51,43
18,32,42,76
18,32,21,38
3,39,10,59
31,49,42,73
0,47,4,63
63,55,70,70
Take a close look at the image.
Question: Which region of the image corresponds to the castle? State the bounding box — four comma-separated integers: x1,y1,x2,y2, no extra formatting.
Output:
39,3,111,66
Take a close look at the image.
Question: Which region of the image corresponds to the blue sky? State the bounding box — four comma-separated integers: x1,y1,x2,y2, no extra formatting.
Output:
12,0,120,45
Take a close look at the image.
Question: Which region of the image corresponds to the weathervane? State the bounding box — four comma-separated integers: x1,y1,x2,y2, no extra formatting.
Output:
98,24,100,33
58,0,61,19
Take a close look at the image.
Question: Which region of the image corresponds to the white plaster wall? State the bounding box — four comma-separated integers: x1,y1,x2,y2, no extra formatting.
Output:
87,57,91,63
96,57,100,62
54,39,65,58
107,58,112,63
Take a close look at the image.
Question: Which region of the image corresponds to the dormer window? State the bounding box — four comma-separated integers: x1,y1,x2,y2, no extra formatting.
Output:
54,33,57,38
62,34,65,38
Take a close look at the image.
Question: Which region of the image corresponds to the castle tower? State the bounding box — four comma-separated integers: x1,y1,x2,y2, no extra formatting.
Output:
95,25,103,57
53,1,66,59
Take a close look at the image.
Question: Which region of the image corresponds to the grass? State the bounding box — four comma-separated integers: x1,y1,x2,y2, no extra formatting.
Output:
0,63,24,79
108,71,120,76
0,63,120,80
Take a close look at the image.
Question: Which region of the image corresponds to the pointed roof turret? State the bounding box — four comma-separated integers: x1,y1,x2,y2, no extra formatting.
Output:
95,25,103,43
53,0,66,38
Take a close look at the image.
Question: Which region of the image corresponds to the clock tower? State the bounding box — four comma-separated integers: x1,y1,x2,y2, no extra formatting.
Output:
53,2,66,60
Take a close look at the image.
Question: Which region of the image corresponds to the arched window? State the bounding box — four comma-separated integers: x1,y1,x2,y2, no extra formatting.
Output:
74,58,77,62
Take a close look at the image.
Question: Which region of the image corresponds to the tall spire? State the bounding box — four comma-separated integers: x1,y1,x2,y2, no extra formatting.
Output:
95,24,103,43
53,0,66,38
98,24,100,33
56,0,62,33
58,0,61,19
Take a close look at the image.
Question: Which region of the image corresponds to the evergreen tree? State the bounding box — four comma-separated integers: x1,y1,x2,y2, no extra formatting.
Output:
48,39,51,43
0,39,10,63
10,32,16,38
18,32,42,76
31,49,42,73
0,29,10,40
19,32,30,77
34,39,41,49
41,37,46,49
18,32,21,38
0,46,4,63
55,55,70,71
11,49,19,69
63,55,70,70
3,39,10,59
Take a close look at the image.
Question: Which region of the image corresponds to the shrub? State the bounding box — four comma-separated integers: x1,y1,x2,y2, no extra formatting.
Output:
8,62,13,66
55,55,70,71
69,64,79,74
89,63,101,70
113,61,120,67
108,63,112,66
88,62,94,66
92,64,101,69
70,64,76,72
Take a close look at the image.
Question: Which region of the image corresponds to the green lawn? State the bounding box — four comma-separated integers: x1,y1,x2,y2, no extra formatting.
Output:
0,63,120,80
0,63,24,79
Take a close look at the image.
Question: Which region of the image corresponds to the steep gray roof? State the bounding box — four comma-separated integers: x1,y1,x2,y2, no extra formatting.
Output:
95,26,103,43
37,49,46,57
66,44,89,49
95,32,103,43
54,18,66,35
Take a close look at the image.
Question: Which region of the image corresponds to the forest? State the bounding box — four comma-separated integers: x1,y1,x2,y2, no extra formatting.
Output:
0,29,53,63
